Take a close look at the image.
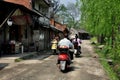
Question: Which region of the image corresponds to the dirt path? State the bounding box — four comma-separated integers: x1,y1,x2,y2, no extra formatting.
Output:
71,40,109,80
0,40,110,80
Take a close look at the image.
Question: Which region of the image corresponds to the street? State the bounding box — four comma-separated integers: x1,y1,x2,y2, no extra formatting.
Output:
0,40,109,80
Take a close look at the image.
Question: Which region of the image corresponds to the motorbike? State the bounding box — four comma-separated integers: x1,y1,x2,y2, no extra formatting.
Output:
73,42,81,57
57,45,71,72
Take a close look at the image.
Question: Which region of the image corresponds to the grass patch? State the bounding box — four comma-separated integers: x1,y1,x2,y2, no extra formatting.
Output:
90,37,120,80
96,49,119,80
100,59,119,80
90,37,97,44
15,58,23,62
14,53,38,62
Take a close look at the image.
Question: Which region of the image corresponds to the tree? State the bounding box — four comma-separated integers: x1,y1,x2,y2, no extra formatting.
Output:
80,0,120,60
56,1,81,29
50,0,61,18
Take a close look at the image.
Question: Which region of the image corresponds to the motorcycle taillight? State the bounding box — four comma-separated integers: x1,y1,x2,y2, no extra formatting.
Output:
59,45,68,49
58,53,69,60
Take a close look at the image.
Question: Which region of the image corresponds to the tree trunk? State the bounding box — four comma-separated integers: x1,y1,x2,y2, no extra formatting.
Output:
97,34,105,44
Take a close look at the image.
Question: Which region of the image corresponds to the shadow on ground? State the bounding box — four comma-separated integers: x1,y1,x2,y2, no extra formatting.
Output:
61,65,79,73
0,63,9,70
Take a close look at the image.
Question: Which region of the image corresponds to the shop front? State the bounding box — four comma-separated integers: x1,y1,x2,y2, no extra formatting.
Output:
0,8,33,54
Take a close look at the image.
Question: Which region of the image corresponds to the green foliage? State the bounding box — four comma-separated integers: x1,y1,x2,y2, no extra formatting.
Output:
100,59,119,80
80,0,120,79
59,4,67,12
80,0,120,36
101,45,113,58
80,0,120,59
96,48,119,80
90,37,97,44
57,2,81,29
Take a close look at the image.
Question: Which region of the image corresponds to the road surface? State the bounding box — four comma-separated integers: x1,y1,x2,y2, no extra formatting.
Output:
0,40,109,80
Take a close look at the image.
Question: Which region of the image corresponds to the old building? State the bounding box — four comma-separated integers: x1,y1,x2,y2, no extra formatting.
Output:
0,0,69,55
0,0,39,54
31,0,51,51
50,18,69,40
0,0,51,54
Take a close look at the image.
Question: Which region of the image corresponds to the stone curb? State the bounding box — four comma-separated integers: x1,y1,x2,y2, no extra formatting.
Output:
15,51,52,62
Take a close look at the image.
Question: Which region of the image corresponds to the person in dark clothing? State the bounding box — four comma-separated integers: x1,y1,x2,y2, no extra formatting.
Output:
72,34,82,54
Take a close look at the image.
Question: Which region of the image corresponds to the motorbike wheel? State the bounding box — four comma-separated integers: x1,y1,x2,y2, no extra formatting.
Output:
60,61,67,72
75,51,80,57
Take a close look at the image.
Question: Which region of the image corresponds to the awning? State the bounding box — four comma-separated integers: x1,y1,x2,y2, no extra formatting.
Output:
0,1,18,28
0,1,43,28
11,15,32,25
0,9,16,28
1,1,42,17
50,25,62,32
78,29,89,34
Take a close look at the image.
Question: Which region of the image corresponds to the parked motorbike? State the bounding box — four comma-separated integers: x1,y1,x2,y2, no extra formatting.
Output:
57,45,71,72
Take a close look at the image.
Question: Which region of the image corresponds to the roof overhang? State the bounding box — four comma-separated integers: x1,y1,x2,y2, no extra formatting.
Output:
0,1,43,28
50,25,62,32
1,1,42,17
78,29,89,34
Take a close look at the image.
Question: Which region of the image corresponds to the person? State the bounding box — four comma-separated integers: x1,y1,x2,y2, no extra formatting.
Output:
51,37,58,54
57,34,74,64
72,34,82,53
58,34,74,50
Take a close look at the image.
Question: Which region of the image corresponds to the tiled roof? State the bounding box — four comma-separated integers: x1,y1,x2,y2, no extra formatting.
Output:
50,19,67,32
4,0,32,9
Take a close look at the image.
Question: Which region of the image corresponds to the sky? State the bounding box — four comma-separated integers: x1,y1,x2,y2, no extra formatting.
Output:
59,0,76,6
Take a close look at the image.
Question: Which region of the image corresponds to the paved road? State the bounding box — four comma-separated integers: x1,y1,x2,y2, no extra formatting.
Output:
0,40,109,80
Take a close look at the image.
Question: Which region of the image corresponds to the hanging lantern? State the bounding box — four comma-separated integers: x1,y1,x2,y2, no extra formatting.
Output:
7,18,13,26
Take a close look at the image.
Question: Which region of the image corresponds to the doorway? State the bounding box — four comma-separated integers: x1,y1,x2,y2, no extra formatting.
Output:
9,25,20,41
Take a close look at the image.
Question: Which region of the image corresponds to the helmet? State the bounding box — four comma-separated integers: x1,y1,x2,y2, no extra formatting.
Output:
75,34,78,38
